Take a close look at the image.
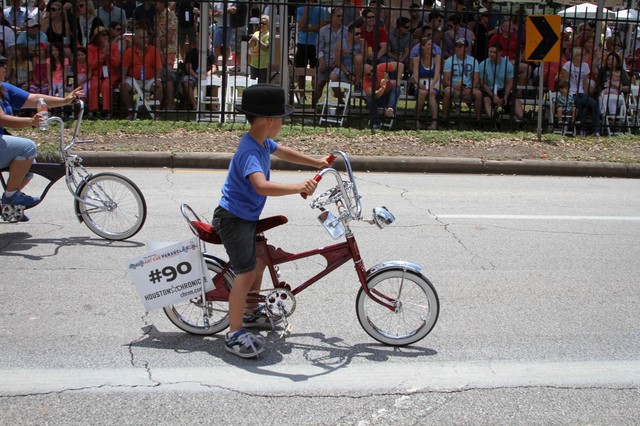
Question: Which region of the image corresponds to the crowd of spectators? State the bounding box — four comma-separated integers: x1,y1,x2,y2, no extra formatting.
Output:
293,0,640,134
0,0,637,133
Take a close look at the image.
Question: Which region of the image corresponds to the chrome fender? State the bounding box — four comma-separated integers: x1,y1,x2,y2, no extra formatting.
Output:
365,260,423,280
202,253,235,292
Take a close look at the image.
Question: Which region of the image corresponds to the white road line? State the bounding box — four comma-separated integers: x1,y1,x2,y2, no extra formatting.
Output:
437,215,640,221
1,360,639,395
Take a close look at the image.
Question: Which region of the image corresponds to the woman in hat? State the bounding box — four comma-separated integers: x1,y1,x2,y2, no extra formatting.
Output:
87,26,121,118
0,55,84,217
211,84,331,358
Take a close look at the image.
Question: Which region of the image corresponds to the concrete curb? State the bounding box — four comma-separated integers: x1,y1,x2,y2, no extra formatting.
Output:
75,151,640,179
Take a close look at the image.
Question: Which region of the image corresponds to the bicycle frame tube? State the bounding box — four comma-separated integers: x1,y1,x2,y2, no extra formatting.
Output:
201,232,397,311
260,234,397,311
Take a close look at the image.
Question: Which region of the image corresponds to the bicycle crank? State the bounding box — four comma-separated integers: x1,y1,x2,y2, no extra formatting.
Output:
264,288,296,337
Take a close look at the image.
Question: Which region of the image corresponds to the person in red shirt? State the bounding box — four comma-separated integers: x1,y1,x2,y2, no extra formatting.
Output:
361,7,388,64
120,25,163,119
362,60,404,129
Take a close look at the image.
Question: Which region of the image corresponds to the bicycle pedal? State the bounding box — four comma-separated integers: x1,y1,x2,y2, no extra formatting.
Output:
1,204,25,222
280,323,293,338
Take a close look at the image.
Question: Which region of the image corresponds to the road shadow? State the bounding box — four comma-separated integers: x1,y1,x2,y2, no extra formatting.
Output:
130,324,437,382
0,231,144,260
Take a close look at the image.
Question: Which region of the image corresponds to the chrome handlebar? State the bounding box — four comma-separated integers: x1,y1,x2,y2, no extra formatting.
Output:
311,151,362,222
46,100,93,161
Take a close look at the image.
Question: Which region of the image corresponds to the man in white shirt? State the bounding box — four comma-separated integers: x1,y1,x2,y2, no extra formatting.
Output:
4,0,30,31
97,1,128,31
316,7,348,104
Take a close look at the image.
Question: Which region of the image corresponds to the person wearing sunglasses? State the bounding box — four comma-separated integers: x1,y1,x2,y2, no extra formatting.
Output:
330,23,364,88
317,7,348,104
361,7,388,65
387,16,412,70
248,15,270,83
41,1,72,57
74,1,105,47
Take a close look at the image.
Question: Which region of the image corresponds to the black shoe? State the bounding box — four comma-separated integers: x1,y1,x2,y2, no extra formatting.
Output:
475,120,483,130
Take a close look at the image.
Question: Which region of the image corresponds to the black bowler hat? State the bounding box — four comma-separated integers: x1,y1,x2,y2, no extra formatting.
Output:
235,84,294,118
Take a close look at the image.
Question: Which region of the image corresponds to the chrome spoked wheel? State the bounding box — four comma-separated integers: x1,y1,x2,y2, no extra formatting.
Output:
77,173,146,240
356,270,439,346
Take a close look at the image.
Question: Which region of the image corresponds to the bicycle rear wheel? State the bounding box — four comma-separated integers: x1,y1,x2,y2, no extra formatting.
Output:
163,257,233,335
76,172,146,240
356,269,439,346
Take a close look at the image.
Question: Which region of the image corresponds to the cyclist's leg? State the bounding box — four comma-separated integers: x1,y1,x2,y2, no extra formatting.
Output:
1,135,36,192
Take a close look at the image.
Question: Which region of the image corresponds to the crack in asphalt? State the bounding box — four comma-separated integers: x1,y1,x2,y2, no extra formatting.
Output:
428,209,496,271
1,382,637,399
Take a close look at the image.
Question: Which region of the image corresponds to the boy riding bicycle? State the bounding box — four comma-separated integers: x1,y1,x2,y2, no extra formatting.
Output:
212,84,331,358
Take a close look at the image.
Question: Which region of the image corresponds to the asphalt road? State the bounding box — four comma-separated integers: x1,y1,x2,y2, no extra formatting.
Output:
1,168,639,424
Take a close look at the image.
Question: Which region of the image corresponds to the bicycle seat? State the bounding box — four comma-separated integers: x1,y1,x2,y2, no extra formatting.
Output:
190,215,288,245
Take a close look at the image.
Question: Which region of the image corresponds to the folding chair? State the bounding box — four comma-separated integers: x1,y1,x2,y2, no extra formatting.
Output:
224,75,258,122
197,75,222,122
600,92,630,136
628,85,639,129
132,78,160,119
319,81,351,126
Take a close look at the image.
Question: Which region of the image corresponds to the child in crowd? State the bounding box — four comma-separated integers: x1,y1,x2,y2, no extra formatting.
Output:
10,45,31,91
211,84,330,358
29,43,49,95
74,46,90,95
47,42,68,97
556,80,576,126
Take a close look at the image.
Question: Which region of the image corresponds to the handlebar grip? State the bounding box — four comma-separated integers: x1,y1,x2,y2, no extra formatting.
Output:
301,154,336,199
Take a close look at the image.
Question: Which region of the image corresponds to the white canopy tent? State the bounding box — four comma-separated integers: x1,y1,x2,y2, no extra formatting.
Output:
615,9,639,21
558,2,616,20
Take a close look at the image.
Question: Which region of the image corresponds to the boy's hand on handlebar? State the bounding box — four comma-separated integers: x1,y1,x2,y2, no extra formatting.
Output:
300,178,318,197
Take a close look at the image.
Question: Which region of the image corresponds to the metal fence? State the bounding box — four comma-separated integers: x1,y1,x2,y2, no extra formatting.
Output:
5,0,640,135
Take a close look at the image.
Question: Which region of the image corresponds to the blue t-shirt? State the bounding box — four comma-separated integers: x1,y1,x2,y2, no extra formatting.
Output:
478,57,514,91
218,132,278,221
443,54,479,88
296,5,325,46
0,82,29,135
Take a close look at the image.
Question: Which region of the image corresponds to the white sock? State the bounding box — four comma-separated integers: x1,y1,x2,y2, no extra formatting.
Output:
4,190,16,197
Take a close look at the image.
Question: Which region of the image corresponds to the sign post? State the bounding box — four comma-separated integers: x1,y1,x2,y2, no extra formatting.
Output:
525,15,561,141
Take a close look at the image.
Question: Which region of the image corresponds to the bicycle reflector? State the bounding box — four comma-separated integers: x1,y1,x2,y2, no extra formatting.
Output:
372,207,395,229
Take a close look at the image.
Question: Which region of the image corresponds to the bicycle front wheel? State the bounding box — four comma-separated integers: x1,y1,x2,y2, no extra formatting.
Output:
76,173,146,240
356,270,439,346
163,257,233,335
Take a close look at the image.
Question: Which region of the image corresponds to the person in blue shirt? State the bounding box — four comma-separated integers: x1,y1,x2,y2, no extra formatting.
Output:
0,55,84,217
441,38,482,128
294,0,327,100
211,84,330,358
479,42,523,127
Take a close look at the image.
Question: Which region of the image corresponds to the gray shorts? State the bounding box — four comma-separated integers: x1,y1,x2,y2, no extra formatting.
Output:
211,206,257,274
0,135,37,170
